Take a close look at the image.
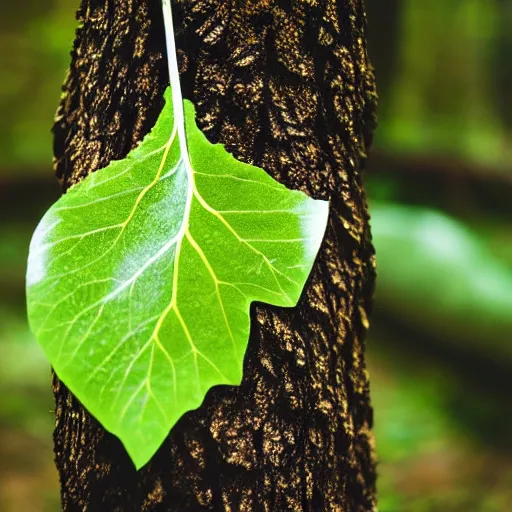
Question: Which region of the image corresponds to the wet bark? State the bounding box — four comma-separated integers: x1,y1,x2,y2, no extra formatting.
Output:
51,1,378,510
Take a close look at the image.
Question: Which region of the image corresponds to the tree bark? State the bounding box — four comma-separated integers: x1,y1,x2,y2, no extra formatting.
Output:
51,1,378,510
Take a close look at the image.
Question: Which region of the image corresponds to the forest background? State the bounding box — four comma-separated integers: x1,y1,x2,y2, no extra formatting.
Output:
0,1,510,510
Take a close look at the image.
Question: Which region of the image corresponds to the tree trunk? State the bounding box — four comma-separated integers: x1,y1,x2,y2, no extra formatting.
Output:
51,1,378,510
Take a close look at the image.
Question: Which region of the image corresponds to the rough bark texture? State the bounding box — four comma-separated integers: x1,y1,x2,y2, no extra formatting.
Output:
51,1,378,510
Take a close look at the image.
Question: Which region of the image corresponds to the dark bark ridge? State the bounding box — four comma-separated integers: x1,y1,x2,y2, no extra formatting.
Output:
52,1,378,510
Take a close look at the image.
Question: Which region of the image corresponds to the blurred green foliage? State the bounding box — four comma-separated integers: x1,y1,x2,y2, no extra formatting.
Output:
0,0,511,511
368,0,512,170
371,202,512,361
0,0,78,170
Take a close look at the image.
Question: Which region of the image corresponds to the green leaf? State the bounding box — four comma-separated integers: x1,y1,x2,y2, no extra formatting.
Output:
26,87,329,469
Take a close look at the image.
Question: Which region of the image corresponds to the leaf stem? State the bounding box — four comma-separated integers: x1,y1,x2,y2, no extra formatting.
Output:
162,0,188,159
161,0,194,236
